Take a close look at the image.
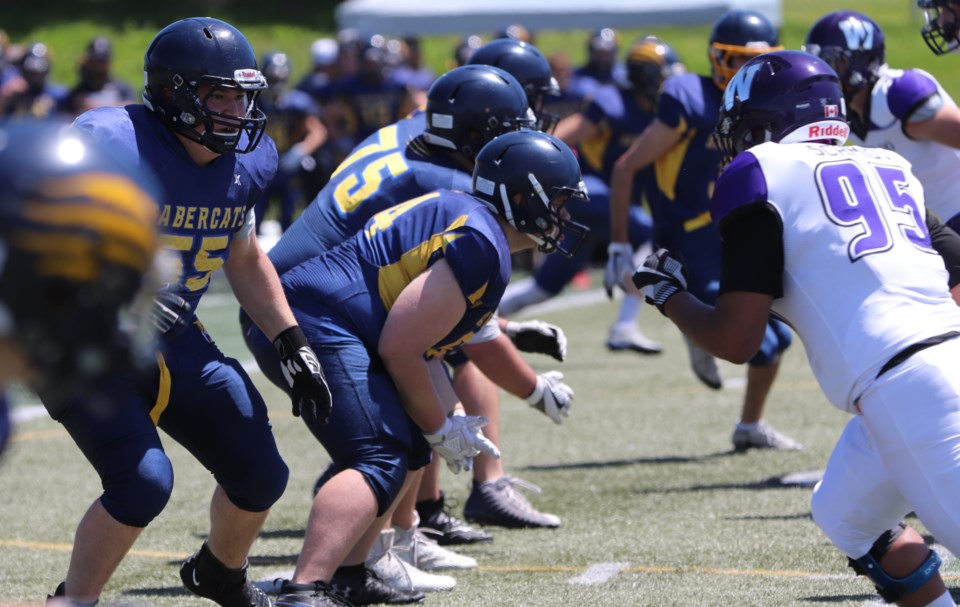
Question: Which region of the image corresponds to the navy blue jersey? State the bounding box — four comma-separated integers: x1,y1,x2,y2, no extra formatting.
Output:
260,89,321,155
269,112,472,275
282,190,510,359
75,105,278,311
328,74,411,146
580,85,655,194
652,73,724,227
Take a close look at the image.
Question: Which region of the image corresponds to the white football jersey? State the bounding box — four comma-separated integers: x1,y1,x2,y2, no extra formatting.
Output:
712,142,960,412
855,66,960,224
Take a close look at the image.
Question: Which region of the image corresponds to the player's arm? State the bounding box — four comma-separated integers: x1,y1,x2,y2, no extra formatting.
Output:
926,209,960,305
903,92,960,148
463,334,535,398
378,258,467,433
609,119,681,242
224,228,297,338
552,112,597,146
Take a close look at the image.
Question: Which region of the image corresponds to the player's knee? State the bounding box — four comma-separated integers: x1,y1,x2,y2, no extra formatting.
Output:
847,525,942,603
353,452,409,516
748,322,793,367
101,448,174,527
222,453,289,513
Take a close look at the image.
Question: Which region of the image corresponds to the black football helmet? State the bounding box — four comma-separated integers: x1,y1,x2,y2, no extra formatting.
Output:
919,0,960,55
625,36,686,105
423,65,535,160
803,10,886,104
0,120,160,408
143,17,268,155
466,39,560,131
713,50,849,164
709,9,783,90
472,131,590,257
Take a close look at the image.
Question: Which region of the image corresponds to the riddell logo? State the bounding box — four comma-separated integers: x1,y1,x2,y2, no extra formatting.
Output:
808,123,849,138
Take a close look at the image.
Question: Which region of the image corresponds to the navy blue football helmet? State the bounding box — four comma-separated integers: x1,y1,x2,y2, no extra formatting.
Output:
0,121,160,407
423,65,535,160
709,9,783,90
918,0,960,55
466,39,560,131
472,131,590,257
625,36,686,104
586,28,620,78
803,11,885,102
143,17,268,155
713,50,849,164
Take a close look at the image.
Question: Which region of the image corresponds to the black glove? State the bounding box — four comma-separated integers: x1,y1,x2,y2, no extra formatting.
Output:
152,290,192,335
632,248,688,314
503,320,568,362
273,326,332,424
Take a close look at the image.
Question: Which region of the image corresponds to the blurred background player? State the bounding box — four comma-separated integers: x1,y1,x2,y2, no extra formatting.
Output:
452,34,484,68
636,49,960,607
0,120,159,467
67,17,333,607
918,0,960,55
255,50,331,236
804,10,960,234
502,36,681,354
608,9,801,452
0,42,66,119
63,36,135,117
494,23,534,45
389,35,435,106
570,28,624,100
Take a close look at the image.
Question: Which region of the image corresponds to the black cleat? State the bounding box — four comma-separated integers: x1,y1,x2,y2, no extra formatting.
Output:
275,580,353,607
180,542,272,607
328,565,424,605
416,492,492,545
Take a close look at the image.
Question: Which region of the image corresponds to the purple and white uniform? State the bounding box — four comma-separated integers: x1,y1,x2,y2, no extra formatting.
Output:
713,140,960,559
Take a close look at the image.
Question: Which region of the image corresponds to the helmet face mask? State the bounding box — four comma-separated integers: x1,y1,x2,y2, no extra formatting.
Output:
423,65,535,160
472,131,590,257
143,17,268,155
919,0,960,55
708,10,783,90
713,50,849,165
803,11,885,100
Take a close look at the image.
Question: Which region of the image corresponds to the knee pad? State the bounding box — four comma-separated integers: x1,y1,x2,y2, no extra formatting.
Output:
847,524,942,603
100,448,174,528
221,452,289,513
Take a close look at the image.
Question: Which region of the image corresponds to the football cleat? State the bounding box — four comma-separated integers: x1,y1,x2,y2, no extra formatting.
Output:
275,581,352,607
464,476,561,529
733,421,804,452
328,565,424,605
606,324,663,355
416,493,493,545
393,525,477,571
367,530,456,592
180,543,271,607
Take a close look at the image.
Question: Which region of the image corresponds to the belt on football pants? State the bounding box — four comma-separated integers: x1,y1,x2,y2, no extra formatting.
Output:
875,331,960,379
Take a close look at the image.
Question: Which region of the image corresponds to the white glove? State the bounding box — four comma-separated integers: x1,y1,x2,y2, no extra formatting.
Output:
503,319,568,362
424,413,501,474
525,370,574,424
632,248,688,314
604,242,635,298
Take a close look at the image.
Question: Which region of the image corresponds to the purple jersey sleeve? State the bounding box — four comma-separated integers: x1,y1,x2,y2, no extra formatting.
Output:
887,69,940,121
710,151,768,229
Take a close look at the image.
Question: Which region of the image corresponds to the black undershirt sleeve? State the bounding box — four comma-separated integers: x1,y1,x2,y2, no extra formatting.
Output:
718,202,784,298
926,208,960,288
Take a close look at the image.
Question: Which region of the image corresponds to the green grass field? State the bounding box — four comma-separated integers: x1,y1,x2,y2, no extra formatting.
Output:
3,1,960,605
2,272,958,606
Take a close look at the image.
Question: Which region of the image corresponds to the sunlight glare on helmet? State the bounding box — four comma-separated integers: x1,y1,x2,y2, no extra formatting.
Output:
57,138,86,165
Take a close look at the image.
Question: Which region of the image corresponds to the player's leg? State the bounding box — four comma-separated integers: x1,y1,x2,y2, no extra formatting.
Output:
812,415,950,607
48,374,173,604
608,202,661,354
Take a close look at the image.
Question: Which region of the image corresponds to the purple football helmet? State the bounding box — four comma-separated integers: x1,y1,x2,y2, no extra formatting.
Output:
918,0,960,55
803,11,885,101
713,50,849,164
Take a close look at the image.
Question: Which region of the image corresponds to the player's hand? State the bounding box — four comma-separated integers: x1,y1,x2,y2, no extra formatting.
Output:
604,242,635,298
151,290,192,335
504,320,567,362
273,326,333,424
423,412,501,474
525,370,574,424
632,248,688,314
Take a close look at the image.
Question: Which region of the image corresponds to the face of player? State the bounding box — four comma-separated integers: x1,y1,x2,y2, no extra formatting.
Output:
197,84,250,131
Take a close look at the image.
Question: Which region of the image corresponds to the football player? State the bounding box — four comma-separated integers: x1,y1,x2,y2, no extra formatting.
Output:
61,17,331,607
918,0,960,55
804,10,960,233
503,36,682,354
607,9,800,452
635,49,960,607
0,120,159,462
243,130,587,607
